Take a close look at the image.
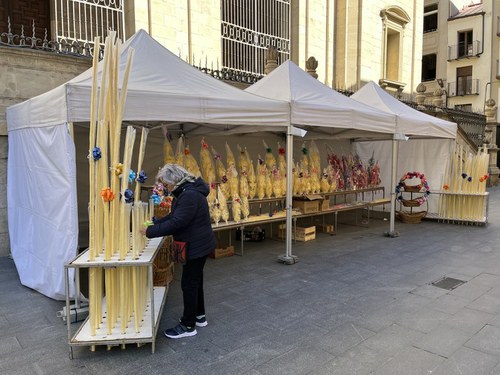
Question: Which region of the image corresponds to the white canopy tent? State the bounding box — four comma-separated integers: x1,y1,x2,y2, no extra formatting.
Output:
245,61,398,262
6,30,291,300
350,81,457,236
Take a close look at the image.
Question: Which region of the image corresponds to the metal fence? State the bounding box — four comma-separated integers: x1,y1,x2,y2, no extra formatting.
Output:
0,16,99,58
221,0,290,75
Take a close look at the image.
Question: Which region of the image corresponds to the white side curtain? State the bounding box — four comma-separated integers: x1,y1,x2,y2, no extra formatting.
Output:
8,123,77,300
355,139,454,215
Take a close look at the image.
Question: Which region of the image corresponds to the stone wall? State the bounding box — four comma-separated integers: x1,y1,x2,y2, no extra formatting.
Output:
0,46,91,257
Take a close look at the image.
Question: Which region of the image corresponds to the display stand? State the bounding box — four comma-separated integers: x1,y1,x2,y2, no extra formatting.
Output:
211,187,389,254
430,191,489,225
64,237,167,359
397,186,427,223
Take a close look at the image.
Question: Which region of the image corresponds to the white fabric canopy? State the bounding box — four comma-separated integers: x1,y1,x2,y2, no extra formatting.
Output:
6,30,290,300
350,81,457,139
246,61,396,138
245,61,399,261
351,81,457,236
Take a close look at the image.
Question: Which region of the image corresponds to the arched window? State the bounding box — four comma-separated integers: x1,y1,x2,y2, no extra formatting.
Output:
379,6,410,91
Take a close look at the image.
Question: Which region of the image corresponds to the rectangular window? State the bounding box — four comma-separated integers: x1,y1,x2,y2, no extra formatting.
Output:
458,30,473,58
421,54,437,81
221,0,290,75
423,4,438,33
456,66,472,96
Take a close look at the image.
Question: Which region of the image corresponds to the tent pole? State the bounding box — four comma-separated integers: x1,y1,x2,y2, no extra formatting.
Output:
278,124,298,264
386,136,399,237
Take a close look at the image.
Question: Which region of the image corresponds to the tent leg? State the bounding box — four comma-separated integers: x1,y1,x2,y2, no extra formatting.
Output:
278,124,298,264
385,137,400,238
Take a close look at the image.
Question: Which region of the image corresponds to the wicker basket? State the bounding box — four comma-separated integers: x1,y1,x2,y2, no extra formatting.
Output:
401,199,421,207
403,184,422,193
153,236,174,286
397,210,427,224
154,205,170,219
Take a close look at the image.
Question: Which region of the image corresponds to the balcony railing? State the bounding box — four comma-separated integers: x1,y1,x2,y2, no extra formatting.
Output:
447,79,480,97
447,40,482,60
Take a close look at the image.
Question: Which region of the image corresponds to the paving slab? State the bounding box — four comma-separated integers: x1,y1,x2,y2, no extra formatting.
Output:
431,346,499,375
1,185,500,374
465,324,500,357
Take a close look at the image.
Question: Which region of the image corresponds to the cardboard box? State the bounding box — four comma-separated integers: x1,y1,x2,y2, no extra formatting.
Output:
320,198,330,211
210,245,235,259
293,199,319,214
235,228,265,242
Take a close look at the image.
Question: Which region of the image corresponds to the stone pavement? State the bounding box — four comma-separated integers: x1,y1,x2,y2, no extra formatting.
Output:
1,186,500,374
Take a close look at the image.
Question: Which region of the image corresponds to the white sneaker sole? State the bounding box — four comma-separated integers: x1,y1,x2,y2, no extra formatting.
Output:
164,329,197,339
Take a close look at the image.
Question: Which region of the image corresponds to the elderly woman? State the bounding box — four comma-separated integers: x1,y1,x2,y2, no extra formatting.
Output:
144,164,216,339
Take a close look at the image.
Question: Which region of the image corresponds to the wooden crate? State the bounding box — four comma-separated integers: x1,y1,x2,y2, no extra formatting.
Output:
210,245,235,259
295,226,316,241
317,223,335,234
278,226,316,241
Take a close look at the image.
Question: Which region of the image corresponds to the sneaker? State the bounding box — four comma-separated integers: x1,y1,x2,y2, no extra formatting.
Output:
179,315,208,327
164,324,197,339
195,315,208,327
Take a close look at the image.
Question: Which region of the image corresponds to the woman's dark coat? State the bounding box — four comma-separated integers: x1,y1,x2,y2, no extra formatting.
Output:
146,177,216,260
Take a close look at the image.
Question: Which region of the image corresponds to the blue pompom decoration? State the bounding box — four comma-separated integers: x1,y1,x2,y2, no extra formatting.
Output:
129,170,136,183
151,194,161,205
124,189,134,203
92,147,102,160
137,170,147,183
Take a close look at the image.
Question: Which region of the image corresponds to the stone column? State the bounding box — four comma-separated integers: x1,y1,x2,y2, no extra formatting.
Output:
264,46,279,75
484,99,499,185
305,56,318,79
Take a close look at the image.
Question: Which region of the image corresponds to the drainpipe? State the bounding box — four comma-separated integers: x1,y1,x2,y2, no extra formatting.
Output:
147,0,152,35
356,0,362,88
187,0,192,64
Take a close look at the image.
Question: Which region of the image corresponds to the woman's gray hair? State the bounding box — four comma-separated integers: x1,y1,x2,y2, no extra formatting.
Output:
156,164,195,185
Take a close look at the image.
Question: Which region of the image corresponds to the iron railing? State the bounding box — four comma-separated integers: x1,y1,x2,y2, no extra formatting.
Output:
447,40,482,60
0,17,100,58
447,79,480,97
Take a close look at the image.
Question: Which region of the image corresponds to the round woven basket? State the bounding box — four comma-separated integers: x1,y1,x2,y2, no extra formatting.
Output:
403,184,422,193
401,199,421,207
397,210,427,224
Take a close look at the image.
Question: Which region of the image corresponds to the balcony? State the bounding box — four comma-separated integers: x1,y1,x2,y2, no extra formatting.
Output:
447,79,480,97
447,41,482,60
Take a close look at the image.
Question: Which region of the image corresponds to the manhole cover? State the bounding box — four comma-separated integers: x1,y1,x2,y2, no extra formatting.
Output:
431,277,465,290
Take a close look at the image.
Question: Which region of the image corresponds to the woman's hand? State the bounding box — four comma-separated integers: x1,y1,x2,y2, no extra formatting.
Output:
139,227,147,236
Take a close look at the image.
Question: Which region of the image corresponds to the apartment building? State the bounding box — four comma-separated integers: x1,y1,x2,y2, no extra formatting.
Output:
422,0,499,116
